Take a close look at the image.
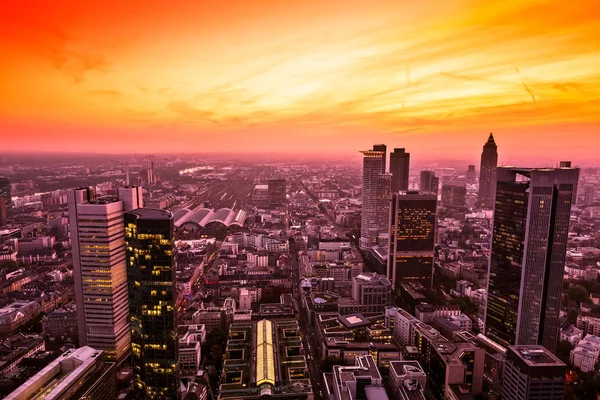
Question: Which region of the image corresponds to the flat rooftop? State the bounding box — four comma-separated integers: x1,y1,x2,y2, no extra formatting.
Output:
127,207,172,220
510,346,565,366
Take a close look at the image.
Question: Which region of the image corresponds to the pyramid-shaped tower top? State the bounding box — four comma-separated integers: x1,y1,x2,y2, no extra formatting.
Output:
487,132,495,144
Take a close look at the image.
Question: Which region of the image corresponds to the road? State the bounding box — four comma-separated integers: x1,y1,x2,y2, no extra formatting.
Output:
291,250,323,400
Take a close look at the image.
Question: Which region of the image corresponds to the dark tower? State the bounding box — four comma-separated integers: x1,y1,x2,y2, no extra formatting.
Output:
125,208,180,400
484,167,579,353
478,133,498,209
387,191,437,289
390,148,410,192
373,144,387,173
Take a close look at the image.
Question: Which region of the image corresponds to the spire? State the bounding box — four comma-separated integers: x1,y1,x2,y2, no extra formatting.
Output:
487,132,495,144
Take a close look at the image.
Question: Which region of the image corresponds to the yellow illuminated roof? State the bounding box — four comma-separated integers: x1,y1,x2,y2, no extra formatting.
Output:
256,320,275,387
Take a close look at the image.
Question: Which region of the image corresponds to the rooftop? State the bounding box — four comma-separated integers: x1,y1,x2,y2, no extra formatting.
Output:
510,345,564,366
127,207,172,220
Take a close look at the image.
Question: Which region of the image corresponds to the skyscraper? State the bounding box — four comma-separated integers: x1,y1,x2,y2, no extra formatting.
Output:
0,177,11,209
419,170,439,195
389,148,410,192
360,149,391,250
68,186,143,363
387,191,437,289
478,133,498,209
466,165,476,185
484,167,579,352
372,144,387,173
502,346,566,400
125,208,179,400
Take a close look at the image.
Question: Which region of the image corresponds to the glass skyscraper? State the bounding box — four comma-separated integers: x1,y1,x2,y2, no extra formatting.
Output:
389,148,410,192
125,208,179,400
387,191,437,289
484,166,579,352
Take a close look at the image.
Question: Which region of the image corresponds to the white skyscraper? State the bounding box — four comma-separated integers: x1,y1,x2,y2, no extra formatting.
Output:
68,186,143,363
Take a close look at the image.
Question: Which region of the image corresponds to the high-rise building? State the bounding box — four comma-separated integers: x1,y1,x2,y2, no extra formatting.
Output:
502,346,566,400
419,171,438,194
118,185,144,213
373,144,387,173
0,177,11,209
441,183,467,210
466,165,476,184
484,167,579,352
478,133,498,209
360,149,391,250
68,186,142,363
125,208,179,400
387,192,437,289
390,148,410,192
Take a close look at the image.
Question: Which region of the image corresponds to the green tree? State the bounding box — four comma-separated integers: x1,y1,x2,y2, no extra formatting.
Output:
567,286,589,305
556,340,573,365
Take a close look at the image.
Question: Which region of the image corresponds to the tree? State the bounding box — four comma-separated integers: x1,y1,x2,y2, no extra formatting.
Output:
556,340,573,365
567,286,589,305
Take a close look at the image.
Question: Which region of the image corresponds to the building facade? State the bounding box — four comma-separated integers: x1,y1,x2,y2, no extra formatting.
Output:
68,187,142,362
390,148,410,192
502,346,566,400
387,192,437,289
360,149,391,250
484,167,579,353
125,208,180,399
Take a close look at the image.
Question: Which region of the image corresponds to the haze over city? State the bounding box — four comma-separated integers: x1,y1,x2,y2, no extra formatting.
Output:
2,2,600,400
2,0,600,160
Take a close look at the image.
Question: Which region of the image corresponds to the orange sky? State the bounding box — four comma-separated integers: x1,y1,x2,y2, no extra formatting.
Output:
1,0,599,162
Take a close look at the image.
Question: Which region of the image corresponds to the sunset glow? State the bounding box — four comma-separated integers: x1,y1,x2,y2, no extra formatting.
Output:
1,0,599,160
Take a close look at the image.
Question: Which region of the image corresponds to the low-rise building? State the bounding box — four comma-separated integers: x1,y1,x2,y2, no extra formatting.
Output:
5,346,117,400
577,315,600,336
179,325,206,376
42,302,78,350
570,335,600,373
326,355,388,400
389,361,427,400
0,301,41,335
0,334,45,378
218,319,312,400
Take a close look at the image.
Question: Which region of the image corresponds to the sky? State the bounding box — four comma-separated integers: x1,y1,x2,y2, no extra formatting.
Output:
1,0,599,162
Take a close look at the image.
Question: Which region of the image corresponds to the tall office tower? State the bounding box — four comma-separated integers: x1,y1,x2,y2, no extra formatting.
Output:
0,177,11,209
376,173,392,238
466,165,476,184
419,170,438,194
373,144,387,173
68,186,142,363
502,346,566,400
478,133,498,209
125,208,179,400
387,192,437,289
118,185,144,213
441,183,467,210
390,148,410,192
359,149,391,250
484,167,579,353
